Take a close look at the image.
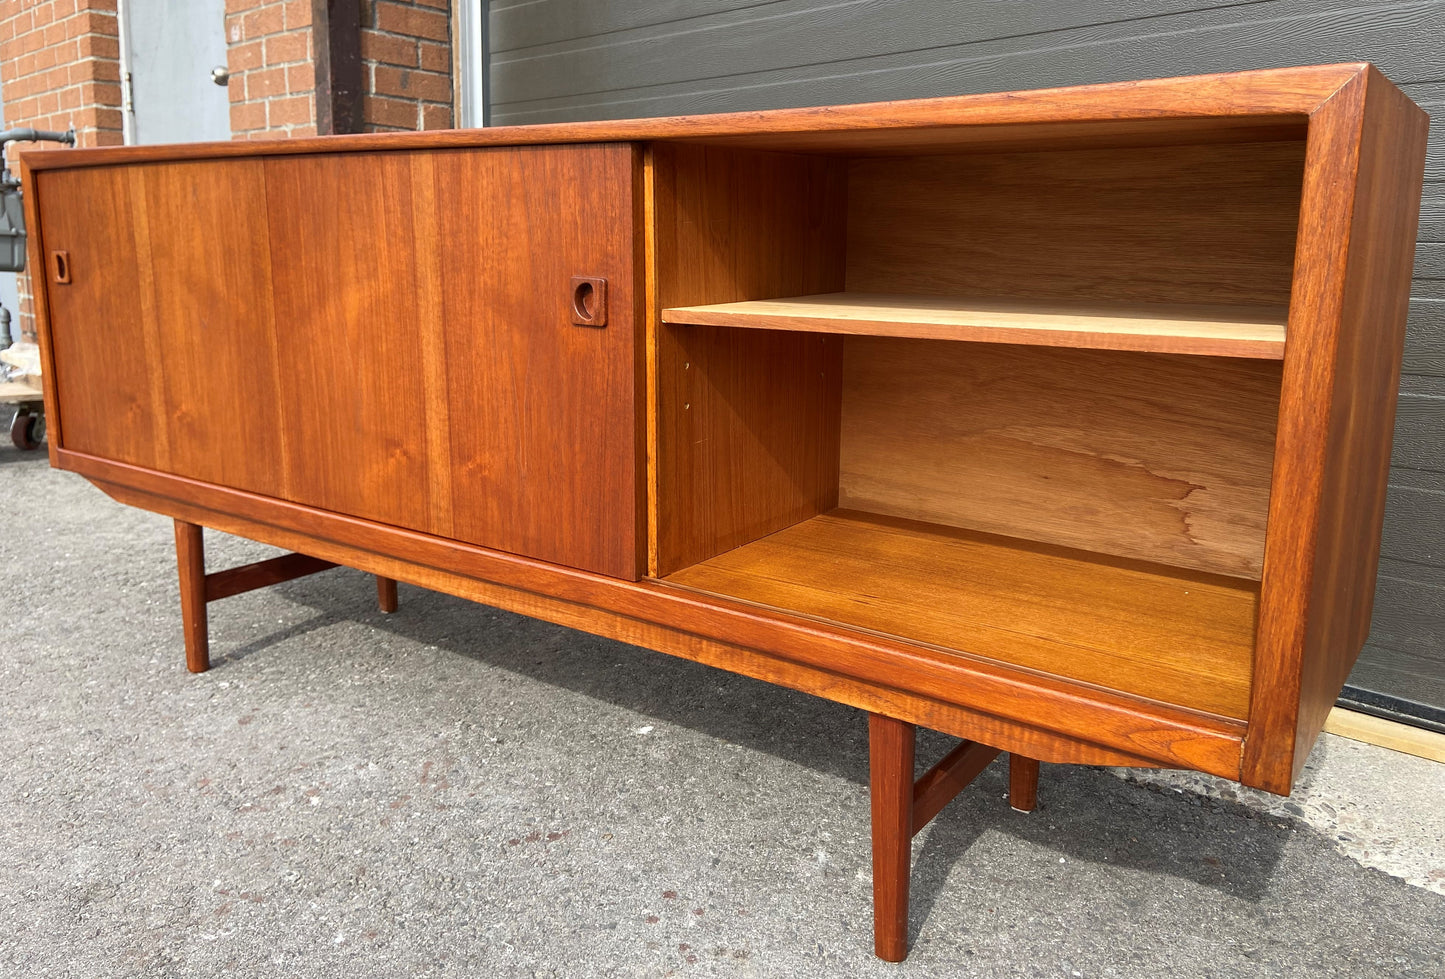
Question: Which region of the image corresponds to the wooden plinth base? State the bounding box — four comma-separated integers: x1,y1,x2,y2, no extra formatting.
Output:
870,712,1039,961
174,518,399,672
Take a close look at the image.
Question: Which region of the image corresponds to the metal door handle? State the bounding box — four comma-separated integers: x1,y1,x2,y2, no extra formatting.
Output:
210,66,230,86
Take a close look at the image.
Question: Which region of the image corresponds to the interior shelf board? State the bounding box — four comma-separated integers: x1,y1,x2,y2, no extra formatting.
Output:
662,509,1258,719
661,293,1288,359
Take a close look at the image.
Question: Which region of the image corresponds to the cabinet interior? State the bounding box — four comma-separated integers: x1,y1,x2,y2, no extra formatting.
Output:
651,130,1307,719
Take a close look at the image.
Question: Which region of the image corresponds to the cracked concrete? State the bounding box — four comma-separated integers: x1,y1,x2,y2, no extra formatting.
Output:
1,445,1442,977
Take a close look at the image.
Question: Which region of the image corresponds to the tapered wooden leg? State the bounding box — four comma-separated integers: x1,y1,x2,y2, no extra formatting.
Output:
869,713,916,963
174,519,210,674
1009,754,1040,813
376,575,398,613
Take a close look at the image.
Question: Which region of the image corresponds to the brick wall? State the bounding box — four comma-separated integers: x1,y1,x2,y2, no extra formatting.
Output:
225,0,315,139
361,0,451,132
0,0,125,340
0,0,455,337
226,0,453,138
0,0,124,147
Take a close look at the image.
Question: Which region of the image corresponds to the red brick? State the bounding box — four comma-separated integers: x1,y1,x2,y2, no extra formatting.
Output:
374,1,447,43
78,79,119,105
373,64,450,103
285,62,310,93
418,40,448,73
421,102,451,130
90,105,122,130
89,56,118,82
265,28,307,64
230,100,266,132
245,64,285,98
363,93,417,129
228,38,262,71
282,0,309,29
76,10,115,34
268,93,310,125
288,123,317,137
241,3,283,39
360,28,416,67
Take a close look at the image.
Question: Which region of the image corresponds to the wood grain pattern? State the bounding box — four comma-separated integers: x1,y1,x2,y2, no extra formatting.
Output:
376,576,399,613
174,519,209,674
663,293,1288,359
846,141,1305,308
435,143,644,579
203,553,337,602
35,167,163,469
1245,66,1431,792
666,510,1259,719
71,449,1245,777
840,340,1281,579
265,152,437,533
1009,755,1040,813
910,739,1000,834
868,713,914,963
18,63,1362,172
652,143,848,575
139,161,289,497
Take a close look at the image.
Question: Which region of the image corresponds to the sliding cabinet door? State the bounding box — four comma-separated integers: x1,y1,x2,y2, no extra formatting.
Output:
434,144,642,579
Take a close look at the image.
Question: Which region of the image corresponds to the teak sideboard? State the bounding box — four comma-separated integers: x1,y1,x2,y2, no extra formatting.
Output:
21,64,1427,961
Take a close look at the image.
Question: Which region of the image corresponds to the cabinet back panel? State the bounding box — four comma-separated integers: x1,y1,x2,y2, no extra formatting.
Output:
839,339,1282,579
846,141,1305,307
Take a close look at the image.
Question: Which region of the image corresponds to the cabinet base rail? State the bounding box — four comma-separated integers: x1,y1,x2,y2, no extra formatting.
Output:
870,713,1039,961
174,518,399,673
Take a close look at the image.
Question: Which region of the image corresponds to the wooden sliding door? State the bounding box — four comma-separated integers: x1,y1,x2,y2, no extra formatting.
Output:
265,152,438,532
264,145,642,576
40,160,285,494
434,144,643,580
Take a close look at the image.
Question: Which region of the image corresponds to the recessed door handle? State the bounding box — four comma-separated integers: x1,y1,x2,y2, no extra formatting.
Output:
51,250,70,284
570,276,607,327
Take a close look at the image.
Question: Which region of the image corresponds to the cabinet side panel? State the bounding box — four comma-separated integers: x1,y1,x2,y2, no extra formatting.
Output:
840,341,1282,579
36,167,163,469
264,153,435,532
438,144,642,579
653,144,848,576
140,160,288,498
1293,71,1429,781
1247,70,1428,792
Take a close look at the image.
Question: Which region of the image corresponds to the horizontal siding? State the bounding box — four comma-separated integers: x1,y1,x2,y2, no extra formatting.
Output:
489,0,1444,123
487,0,1445,716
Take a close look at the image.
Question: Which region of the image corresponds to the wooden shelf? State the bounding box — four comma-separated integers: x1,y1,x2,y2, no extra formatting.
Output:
663,510,1258,719
661,293,1288,359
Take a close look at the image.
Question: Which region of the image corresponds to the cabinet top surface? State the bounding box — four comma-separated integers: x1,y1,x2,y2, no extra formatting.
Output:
19,63,1380,172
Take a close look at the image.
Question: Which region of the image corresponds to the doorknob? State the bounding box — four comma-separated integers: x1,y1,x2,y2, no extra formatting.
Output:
210,66,230,86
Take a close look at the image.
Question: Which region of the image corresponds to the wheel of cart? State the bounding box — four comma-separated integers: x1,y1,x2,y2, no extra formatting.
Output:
9,401,42,449
0,384,44,450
